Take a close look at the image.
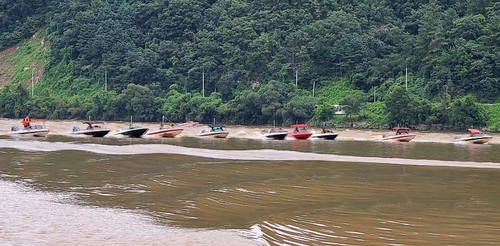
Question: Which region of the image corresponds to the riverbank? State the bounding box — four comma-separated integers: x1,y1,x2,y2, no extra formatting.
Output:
1,118,498,145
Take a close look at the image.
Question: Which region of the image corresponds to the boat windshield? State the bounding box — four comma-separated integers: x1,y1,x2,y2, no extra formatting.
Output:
396,129,409,135
128,125,139,129
394,127,410,135
210,127,225,132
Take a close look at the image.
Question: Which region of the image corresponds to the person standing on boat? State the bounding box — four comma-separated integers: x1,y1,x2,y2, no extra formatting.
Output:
22,115,31,129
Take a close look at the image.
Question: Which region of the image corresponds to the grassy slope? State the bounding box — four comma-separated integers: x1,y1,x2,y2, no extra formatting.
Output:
3,29,49,92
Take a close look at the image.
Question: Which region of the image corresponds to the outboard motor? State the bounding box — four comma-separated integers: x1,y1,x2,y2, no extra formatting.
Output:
72,126,80,132
11,126,19,132
262,130,268,134
382,134,388,138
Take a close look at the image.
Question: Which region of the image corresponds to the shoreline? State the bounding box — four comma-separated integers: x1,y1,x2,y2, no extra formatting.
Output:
1,118,498,145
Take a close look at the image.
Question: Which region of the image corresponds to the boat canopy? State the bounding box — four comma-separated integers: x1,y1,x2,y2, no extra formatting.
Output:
291,124,308,128
468,128,483,134
83,121,105,125
393,127,411,131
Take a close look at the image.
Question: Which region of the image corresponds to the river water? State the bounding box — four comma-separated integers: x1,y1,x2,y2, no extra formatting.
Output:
1,120,500,245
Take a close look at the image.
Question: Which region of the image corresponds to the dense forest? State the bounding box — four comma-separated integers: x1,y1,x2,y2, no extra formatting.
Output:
0,0,499,130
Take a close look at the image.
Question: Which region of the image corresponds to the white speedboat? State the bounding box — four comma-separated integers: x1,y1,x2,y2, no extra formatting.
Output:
71,121,111,137
147,126,183,138
8,124,49,137
454,128,492,144
382,127,416,142
199,124,229,138
311,128,339,140
262,129,288,140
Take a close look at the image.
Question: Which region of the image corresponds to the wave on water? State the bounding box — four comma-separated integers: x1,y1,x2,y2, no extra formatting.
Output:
1,139,500,169
0,179,259,245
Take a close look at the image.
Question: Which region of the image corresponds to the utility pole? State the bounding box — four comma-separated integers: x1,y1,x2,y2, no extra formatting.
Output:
105,69,108,91
373,86,376,102
202,71,205,97
312,81,316,97
405,65,408,90
31,63,34,97
295,66,298,87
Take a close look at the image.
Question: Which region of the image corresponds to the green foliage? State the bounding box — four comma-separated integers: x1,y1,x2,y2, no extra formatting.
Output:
0,0,55,49
486,104,500,132
361,102,387,128
319,80,365,105
1,0,500,127
0,84,30,118
449,95,488,129
112,84,159,122
384,85,432,127
339,94,365,122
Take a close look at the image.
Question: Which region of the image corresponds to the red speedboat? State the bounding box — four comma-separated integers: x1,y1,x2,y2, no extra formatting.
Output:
289,124,312,140
147,126,183,138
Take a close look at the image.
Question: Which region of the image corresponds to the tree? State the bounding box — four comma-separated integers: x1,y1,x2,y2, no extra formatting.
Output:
340,94,364,122
112,84,159,121
449,95,488,129
384,85,413,126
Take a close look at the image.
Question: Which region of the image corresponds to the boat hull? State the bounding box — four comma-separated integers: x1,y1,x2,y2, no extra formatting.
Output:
72,130,111,137
147,128,183,138
289,132,312,140
382,134,416,142
199,131,229,138
311,133,339,140
8,129,50,137
455,136,492,144
263,132,288,140
116,128,149,138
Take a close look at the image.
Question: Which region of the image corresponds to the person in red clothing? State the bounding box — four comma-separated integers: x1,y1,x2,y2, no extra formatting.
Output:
22,115,31,129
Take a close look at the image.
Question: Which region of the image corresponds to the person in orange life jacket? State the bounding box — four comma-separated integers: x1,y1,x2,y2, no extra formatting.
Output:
22,115,31,128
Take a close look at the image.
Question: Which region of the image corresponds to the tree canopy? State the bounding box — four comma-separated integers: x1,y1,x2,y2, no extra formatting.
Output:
1,0,499,130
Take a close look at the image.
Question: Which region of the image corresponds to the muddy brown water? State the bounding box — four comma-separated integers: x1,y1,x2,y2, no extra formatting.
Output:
1,119,500,245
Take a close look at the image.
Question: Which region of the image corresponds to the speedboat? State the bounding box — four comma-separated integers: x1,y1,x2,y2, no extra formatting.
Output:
289,124,313,140
199,124,229,138
262,128,288,140
311,128,339,140
178,120,199,127
382,127,416,142
8,121,50,137
71,121,111,137
116,124,149,138
454,128,492,144
147,124,183,138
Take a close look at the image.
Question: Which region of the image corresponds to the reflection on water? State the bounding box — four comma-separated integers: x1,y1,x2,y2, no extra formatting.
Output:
2,136,500,245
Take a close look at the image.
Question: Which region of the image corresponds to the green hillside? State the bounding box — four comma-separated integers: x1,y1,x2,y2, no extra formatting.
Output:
1,0,499,130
